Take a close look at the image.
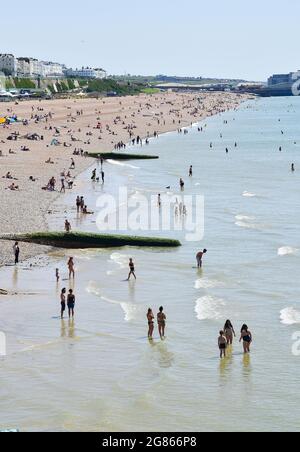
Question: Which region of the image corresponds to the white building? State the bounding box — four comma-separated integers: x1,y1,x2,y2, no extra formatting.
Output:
64,67,107,79
0,54,18,76
17,57,33,77
40,61,64,78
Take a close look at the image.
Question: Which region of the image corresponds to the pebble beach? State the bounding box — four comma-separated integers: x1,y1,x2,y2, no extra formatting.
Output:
0,91,250,266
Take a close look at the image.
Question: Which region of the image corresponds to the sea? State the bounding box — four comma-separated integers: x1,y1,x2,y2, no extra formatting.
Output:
0,96,300,432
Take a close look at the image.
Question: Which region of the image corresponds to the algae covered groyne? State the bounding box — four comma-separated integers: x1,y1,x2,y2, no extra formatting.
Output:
88,152,159,160
0,232,181,249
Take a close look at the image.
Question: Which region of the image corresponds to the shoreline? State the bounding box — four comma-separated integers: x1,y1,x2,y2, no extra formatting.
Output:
0,92,253,266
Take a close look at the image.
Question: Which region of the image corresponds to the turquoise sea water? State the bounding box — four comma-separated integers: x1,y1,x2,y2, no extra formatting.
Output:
0,97,300,432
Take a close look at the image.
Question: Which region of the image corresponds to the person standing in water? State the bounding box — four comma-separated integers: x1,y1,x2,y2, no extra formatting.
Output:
291,163,295,172
60,288,66,319
67,289,75,318
65,220,71,233
189,166,193,177
13,242,20,265
158,194,161,208
147,308,155,339
127,258,136,281
196,249,207,268
224,320,236,345
240,324,252,354
218,331,227,359
68,257,75,279
76,196,81,213
157,307,166,339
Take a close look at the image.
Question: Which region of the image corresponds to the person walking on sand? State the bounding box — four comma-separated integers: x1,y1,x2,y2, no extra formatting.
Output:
60,288,66,319
147,308,155,339
13,242,20,265
127,258,136,281
67,289,75,318
224,320,236,345
196,249,207,268
240,324,252,354
157,307,166,339
68,257,75,279
218,331,227,358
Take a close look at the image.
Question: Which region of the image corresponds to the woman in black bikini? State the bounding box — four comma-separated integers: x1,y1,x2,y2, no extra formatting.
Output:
240,324,252,354
127,258,136,281
147,309,155,339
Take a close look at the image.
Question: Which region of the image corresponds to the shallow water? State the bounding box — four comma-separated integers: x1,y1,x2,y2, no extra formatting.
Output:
1,97,300,432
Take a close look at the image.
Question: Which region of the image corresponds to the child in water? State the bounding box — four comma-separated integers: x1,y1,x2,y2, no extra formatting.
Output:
218,331,227,358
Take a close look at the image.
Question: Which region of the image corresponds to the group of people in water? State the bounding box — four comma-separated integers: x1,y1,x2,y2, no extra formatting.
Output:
218,321,252,358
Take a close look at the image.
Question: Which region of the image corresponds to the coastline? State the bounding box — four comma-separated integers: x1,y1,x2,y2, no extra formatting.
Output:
0,92,252,266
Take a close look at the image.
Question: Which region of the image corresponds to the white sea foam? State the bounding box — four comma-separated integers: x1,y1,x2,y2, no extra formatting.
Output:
242,191,256,198
106,159,140,169
110,252,130,269
101,295,142,322
278,247,298,256
235,221,260,230
194,278,221,289
86,281,102,297
195,296,226,321
280,307,300,325
120,303,143,322
235,215,256,221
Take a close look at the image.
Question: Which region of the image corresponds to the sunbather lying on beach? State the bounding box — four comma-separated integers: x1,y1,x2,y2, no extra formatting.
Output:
7,183,19,191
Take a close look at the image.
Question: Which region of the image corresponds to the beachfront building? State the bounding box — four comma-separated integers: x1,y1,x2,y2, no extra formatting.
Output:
64,67,107,79
39,61,65,78
0,54,18,76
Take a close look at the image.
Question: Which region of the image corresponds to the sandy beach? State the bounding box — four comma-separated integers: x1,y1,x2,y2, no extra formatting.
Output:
0,91,250,265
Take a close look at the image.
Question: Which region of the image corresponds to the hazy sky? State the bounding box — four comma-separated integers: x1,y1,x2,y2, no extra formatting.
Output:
2,0,299,80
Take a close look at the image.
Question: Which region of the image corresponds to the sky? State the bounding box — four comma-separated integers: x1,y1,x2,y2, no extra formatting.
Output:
2,0,300,81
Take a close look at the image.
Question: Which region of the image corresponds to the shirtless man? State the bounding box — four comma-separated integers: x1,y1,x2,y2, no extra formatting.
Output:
68,257,75,279
196,249,207,268
157,307,166,340
218,331,227,359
